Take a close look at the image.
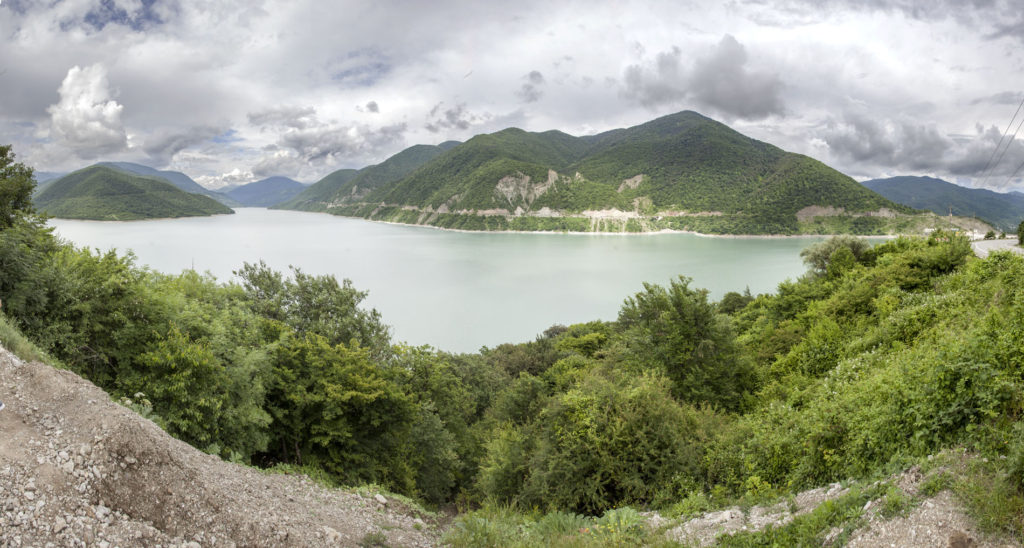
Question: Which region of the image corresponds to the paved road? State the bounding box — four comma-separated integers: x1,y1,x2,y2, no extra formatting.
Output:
972,239,1024,258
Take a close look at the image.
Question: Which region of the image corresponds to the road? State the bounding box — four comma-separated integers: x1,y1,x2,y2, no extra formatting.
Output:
971,238,1024,259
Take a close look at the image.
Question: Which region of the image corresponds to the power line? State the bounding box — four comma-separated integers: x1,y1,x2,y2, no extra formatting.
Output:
999,156,1024,189
978,92,1024,188
987,114,1024,189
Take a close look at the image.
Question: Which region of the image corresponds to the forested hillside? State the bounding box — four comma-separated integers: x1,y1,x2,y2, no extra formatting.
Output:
863,175,1024,232
280,111,920,235
98,161,239,206
35,165,233,220
275,141,460,211
4,146,1023,545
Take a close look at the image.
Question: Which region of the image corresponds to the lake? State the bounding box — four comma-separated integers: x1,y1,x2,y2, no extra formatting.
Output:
49,208,829,353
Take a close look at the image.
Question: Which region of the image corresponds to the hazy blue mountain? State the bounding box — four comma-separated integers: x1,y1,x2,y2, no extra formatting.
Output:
35,165,233,220
862,175,1024,232
226,176,307,207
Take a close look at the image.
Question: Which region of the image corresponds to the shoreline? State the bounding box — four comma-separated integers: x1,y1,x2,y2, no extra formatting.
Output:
337,213,899,239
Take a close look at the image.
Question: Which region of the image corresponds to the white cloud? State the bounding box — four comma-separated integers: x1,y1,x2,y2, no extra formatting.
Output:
0,0,1022,189
46,64,128,158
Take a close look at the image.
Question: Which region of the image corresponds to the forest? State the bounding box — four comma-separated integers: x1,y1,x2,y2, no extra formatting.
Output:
2,145,1023,546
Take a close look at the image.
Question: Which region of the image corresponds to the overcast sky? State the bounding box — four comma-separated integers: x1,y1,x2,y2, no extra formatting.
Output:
2,0,1023,190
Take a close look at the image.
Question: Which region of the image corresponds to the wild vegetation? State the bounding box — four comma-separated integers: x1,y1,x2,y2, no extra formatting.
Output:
35,165,233,220
3,146,1024,545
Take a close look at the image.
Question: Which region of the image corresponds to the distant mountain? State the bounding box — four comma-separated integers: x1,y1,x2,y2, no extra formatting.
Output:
98,162,240,207
862,176,1024,232
275,141,461,211
225,176,306,207
280,111,912,234
35,165,234,220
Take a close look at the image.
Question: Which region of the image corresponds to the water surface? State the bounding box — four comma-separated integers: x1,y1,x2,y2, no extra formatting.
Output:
50,208,828,352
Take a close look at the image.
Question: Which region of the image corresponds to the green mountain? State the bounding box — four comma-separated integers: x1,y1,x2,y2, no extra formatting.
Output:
275,141,461,211
285,111,916,234
98,162,240,207
226,176,306,207
862,175,1024,232
35,165,234,220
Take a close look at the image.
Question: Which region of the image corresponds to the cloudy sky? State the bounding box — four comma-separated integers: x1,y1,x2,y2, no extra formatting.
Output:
1,0,1023,190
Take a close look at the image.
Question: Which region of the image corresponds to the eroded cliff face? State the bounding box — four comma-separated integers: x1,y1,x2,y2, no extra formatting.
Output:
0,345,441,547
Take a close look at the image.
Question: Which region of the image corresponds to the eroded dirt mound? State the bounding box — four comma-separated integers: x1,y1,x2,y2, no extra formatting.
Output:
0,345,440,547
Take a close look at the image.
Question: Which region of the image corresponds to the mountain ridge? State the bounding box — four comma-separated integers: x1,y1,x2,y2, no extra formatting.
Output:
225,176,306,207
862,175,1024,232
277,110,923,235
35,165,234,220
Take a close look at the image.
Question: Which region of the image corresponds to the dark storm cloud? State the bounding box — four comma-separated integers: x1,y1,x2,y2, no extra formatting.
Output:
825,113,1024,185
688,35,785,120
824,112,952,171
516,71,546,103
143,126,225,166
622,35,785,120
425,102,486,133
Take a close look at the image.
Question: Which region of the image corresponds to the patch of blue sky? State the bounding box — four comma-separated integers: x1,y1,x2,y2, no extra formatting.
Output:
331,62,391,87
83,0,164,31
212,129,242,144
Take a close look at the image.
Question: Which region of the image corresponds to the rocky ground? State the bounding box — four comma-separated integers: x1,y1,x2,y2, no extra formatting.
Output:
655,464,1018,547
0,345,441,547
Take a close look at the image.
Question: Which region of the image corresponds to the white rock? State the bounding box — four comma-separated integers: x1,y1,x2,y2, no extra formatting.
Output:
374,494,387,505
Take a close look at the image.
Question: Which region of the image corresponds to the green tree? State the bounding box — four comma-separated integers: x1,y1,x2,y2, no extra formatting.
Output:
0,145,36,228
515,371,708,514
235,261,391,359
800,235,871,276
263,333,414,490
617,277,753,410
1019,220,1024,245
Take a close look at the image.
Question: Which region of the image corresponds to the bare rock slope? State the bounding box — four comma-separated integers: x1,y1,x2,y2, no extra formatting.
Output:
0,345,440,547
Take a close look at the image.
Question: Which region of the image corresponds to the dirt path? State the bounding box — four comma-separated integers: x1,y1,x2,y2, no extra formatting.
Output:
0,345,441,547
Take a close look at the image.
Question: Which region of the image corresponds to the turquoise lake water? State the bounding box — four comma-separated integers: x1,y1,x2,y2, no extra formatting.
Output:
49,208,832,353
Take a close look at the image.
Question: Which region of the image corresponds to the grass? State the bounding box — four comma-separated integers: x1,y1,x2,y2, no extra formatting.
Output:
0,313,61,367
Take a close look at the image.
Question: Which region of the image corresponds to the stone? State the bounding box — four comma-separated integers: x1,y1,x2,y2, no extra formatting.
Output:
52,516,67,534
323,525,344,543
374,494,387,505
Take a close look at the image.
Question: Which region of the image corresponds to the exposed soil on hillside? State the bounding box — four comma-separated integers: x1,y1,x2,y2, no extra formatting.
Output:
0,345,441,547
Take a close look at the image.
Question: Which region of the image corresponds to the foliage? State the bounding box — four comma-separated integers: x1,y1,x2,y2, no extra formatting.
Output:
617,276,754,409
262,333,415,489
0,145,36,228
34,165,232,220
799,235,872,276
235,260,391,359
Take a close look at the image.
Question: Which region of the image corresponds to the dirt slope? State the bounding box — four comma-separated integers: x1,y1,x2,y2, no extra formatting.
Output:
0,345,441,547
